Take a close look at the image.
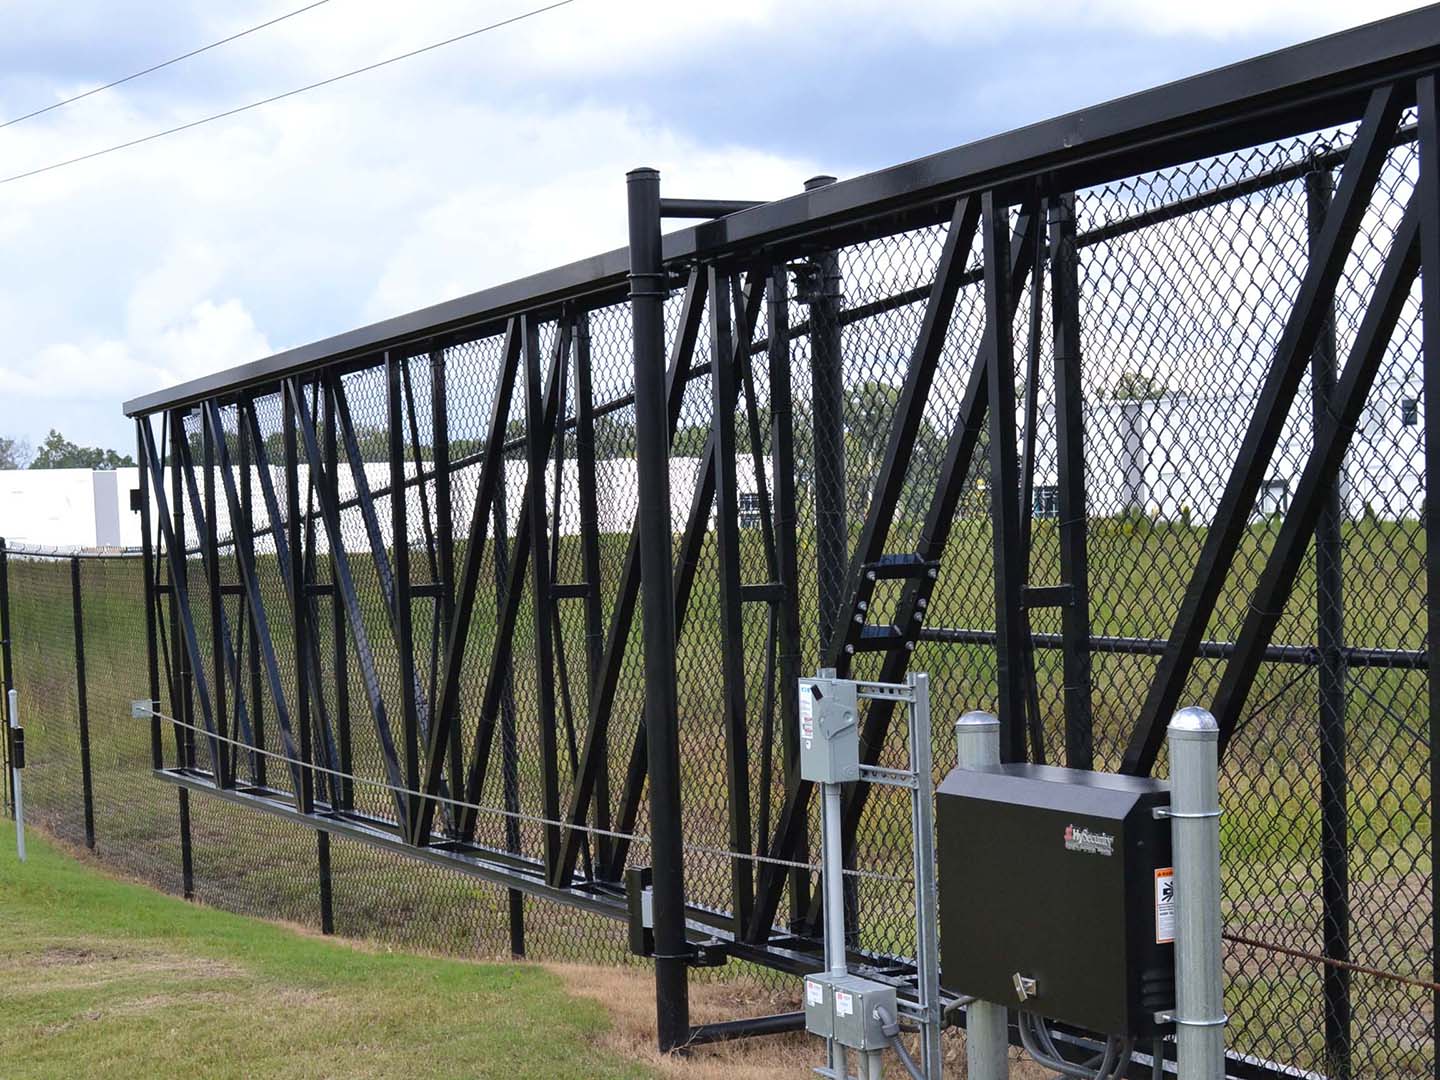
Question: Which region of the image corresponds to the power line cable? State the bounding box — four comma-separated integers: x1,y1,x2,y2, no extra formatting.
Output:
0,1,333,130
0,0,581,187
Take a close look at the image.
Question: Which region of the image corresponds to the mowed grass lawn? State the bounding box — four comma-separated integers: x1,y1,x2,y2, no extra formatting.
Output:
0,824,650,1080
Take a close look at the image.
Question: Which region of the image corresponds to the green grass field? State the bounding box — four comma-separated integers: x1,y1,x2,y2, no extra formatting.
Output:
0,823,650,1080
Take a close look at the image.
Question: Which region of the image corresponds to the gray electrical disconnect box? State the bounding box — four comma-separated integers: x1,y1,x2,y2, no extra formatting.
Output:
803,972,896,1051
798,675,860,783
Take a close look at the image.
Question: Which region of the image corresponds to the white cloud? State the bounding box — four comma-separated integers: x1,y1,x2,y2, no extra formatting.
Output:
0,298,271,402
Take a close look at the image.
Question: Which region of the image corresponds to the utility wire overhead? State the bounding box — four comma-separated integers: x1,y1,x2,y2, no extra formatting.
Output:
0,0,581,187
0,1,333,130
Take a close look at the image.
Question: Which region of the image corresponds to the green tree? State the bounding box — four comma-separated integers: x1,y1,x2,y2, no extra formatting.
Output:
29,430,134,470
1110,370,1171,401
0,436,30,469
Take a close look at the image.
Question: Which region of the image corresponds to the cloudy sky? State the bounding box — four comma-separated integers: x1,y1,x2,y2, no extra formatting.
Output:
0,0,1428,454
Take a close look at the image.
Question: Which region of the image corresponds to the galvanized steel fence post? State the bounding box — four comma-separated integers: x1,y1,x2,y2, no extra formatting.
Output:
1167,708,1225,1080
954,710,1008,1080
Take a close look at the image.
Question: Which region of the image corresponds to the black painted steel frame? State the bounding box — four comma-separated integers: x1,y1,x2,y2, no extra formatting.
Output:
120,8,1440,1073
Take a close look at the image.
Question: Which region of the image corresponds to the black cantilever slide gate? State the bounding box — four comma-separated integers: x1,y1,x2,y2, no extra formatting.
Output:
116,7,1440,1076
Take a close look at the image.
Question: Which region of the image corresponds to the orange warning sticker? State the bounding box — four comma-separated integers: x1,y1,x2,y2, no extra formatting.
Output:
1155,867,1175,944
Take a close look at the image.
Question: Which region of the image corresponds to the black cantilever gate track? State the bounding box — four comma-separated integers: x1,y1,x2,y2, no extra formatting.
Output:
0,7,1430,1077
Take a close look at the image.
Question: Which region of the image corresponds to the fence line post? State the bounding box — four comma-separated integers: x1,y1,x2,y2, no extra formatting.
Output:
317,830,334,934
0,537,13,815
70,557,95,850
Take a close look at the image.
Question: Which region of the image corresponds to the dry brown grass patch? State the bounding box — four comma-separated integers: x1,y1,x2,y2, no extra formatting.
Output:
551,963,1055,1078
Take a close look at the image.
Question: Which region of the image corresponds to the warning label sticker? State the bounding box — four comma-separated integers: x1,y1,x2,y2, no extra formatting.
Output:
1155,867,1175,944
799,686,815,748
834,990,854,1018
806,979,824,1006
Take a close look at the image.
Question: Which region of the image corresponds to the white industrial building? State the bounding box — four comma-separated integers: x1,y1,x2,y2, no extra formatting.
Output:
0,389,1419,553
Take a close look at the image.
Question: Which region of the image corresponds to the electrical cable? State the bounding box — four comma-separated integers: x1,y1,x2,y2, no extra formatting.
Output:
136,703,908,883
0,0,582,186
874,1005,926,1080
1020,1011,1137,1080
1,2,334,130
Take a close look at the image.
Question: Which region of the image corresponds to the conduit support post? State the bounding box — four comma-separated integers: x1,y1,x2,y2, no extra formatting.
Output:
1167,708,1225,1080
954,711,1008,1080
626,166,690,1054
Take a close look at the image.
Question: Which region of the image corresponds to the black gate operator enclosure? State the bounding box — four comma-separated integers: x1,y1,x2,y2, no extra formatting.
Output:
937,764,1175,1037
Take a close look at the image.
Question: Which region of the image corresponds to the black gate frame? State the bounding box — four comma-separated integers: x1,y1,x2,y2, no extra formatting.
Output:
120,8,1440,1074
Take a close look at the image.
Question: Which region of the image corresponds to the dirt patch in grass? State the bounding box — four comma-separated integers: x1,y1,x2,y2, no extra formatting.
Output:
12,941,246,992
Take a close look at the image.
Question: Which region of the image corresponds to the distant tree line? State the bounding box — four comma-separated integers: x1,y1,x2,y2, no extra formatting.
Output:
0,430,135,470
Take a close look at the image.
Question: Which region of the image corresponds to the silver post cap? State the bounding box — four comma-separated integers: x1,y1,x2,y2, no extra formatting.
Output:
1168,705,1219,740
955,710,999,731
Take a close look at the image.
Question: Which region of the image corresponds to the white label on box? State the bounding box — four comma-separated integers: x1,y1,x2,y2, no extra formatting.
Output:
806,979,824,1006
834,990,854,1017
1155,867,1175,944
799,687,814,748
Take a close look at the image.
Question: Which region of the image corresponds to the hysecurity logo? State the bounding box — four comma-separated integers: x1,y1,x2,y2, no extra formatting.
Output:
1063,823,1115,856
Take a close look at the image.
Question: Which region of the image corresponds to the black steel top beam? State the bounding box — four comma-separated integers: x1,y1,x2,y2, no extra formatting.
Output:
124,4,1440,418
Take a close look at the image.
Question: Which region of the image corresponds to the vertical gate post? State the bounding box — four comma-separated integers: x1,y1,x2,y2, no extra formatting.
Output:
169,414,196,900
767,259,811,927
0,537,12,814
202,416,229,787
627,165,690,1053
239,403,268,788
1416,71,1440,1080
494,476,525,957
573,310,613,868
136,422,163,773
321,386,350,809
1306,165,1351,1080
1048,194,1095,770
982,191,1028,761
70,557,96,850
803,174,847,661
430,344,459,824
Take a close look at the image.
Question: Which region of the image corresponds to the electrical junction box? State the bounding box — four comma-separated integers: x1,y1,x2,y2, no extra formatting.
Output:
802,972,896,1051
798,676,860,783
937,763,1175,1038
